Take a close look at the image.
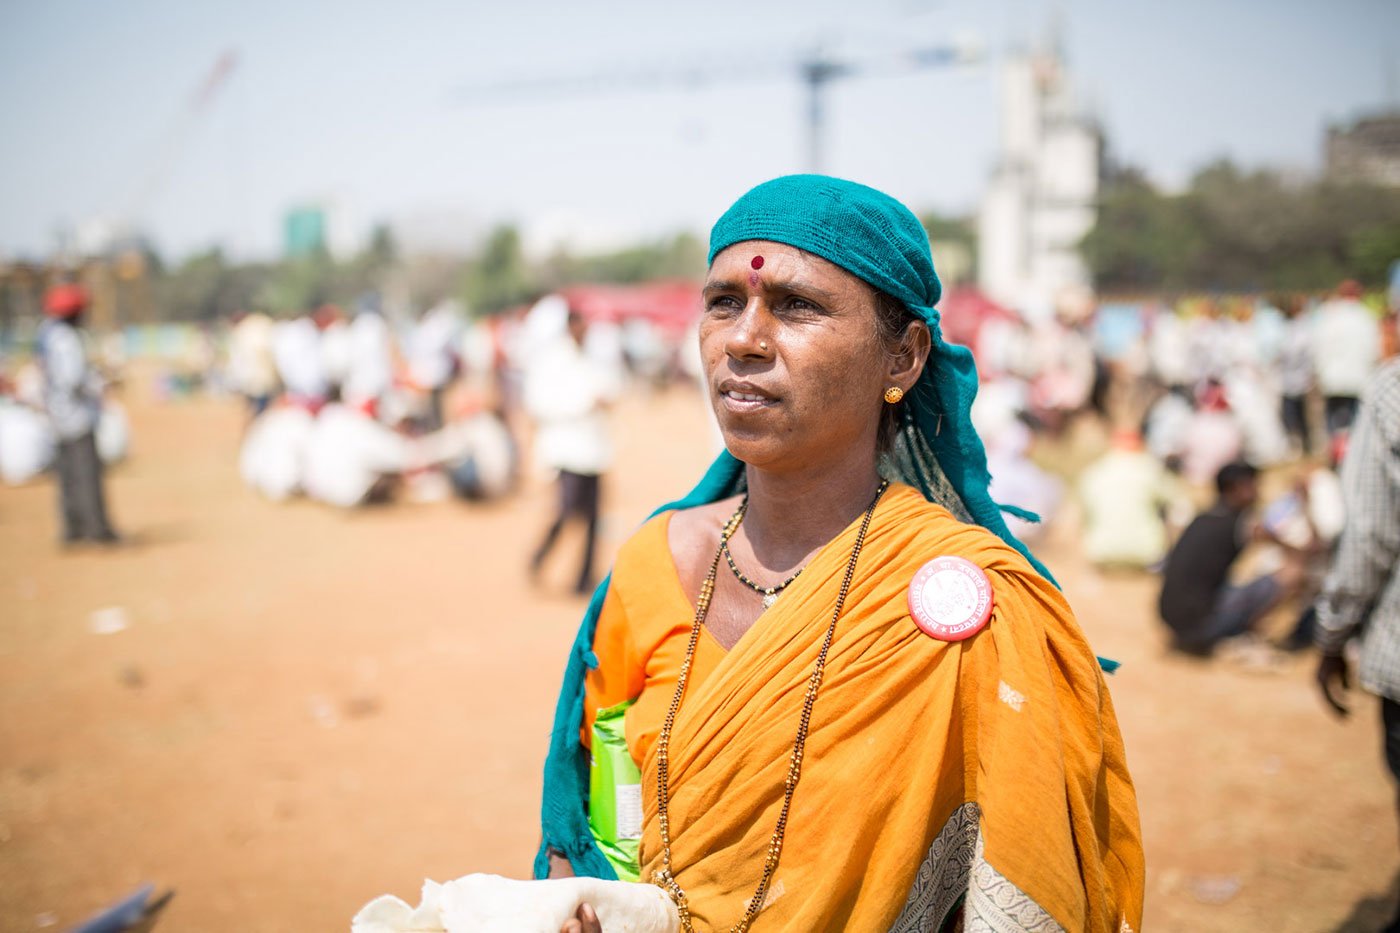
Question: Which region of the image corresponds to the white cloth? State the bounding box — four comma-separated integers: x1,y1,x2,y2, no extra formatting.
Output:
0,399,54,484
227,312,279,398
272,318,329,401
409,302,462,390
969,378,1028,448
1148,313,1191,387
1225,371,1288,466
1144,392,1193,462
344,311,395,407
1313,298,1380,397
987,450,1061,544
302,404,411,508
96,401,130,464
1181,410,1244,486
1185,316,1230,384
321,319,353,390
524,336,618,476
421,413,516,500
352,874,679,933
239,406,314,501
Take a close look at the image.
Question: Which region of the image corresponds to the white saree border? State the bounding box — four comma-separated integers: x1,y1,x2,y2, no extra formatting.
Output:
888,803,1064,933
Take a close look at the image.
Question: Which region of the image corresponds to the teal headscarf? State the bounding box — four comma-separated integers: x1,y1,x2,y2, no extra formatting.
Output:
535,175,1074,881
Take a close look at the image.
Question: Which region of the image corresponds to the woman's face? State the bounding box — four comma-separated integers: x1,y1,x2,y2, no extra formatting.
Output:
700,241,901,475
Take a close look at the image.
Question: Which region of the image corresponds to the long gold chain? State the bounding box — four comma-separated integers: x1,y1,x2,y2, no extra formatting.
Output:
652,480,889,932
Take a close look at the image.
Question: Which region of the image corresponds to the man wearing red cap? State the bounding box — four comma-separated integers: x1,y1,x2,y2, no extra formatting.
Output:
37,283,120,545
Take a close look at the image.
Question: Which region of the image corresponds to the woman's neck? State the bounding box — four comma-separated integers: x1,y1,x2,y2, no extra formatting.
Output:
740,454,884,567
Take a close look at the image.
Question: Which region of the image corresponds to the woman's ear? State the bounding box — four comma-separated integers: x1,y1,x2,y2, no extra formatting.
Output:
888,320,932,392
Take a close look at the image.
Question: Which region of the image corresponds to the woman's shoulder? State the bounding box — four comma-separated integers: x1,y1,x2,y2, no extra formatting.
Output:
611,496,744,591
882,484,1032,574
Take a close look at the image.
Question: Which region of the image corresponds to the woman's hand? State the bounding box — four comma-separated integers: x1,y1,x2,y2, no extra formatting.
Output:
559,902,602,933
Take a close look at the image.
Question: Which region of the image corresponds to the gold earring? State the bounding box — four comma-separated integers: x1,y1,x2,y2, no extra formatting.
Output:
883,386,904,404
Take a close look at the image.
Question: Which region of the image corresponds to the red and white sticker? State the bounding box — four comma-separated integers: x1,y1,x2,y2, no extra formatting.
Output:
907,556,994,641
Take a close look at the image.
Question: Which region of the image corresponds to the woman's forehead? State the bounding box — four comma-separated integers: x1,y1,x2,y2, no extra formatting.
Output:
708,241,851,282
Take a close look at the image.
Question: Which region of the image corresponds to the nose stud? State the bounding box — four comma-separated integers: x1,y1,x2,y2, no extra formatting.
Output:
759,341,769,351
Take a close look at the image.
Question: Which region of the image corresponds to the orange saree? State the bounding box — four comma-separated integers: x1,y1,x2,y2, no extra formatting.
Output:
584,483,1144,931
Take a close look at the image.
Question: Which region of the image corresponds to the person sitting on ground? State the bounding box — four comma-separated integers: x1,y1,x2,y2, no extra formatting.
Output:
1079,428,1187,570
1158,460,1314,655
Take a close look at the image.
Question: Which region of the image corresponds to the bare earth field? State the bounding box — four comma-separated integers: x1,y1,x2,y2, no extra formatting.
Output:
2,378,1397,932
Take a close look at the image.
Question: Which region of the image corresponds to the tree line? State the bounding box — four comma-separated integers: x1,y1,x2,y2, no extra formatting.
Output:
1081,160,1400,295
44,158,1400,326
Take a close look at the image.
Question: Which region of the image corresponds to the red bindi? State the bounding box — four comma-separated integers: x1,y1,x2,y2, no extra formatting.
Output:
750,255,764,270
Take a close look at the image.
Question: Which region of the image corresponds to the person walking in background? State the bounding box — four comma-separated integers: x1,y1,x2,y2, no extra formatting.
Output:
525,309,618,595
271,311,330,411
1276,295,1315,458
36,283,120,546
342,293,395,415
409,299,463,431
1314,357,1400,932
1314,279,1380,441
1158,461,1312,655
226,309,280,420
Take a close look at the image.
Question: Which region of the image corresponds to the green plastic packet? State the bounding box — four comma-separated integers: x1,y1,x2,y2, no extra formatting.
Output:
588,698,643,882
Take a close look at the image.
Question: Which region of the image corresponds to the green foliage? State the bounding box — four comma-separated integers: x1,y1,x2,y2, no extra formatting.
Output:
1080,169,1201,291
919,211,977,271
919,211,974,246
258,249,335,314
155,249,271,322
1083,161,1400,293
458,225,535,316
544,232,706,289
142,220,709,322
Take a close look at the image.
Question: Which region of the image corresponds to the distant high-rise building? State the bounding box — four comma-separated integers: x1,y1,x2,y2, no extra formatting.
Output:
283,197,362,261
978,43,1101,317
1326,111,1400,188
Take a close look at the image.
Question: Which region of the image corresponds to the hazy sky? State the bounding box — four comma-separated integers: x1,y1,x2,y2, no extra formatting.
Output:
1,0,1396,262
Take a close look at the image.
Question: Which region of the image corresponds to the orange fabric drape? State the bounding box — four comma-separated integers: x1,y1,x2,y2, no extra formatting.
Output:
584,484,1144,931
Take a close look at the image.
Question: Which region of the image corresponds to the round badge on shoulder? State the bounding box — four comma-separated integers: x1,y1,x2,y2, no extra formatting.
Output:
907,556,994,641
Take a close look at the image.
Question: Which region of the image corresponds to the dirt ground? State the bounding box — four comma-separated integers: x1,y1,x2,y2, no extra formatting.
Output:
2,375,1397,932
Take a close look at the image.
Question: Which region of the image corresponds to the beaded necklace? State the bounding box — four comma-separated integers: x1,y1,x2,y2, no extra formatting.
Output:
652,479,889,932
720,536,804,610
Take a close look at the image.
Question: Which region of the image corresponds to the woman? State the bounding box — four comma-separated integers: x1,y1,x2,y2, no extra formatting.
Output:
539,176,1143,932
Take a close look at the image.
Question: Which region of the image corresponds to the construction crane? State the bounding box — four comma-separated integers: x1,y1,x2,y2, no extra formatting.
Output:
70,51,238,328
122,50,239,234
451,41,981,174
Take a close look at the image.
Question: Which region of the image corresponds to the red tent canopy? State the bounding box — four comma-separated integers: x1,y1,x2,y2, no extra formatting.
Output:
936,286,1019,349
558,280,702,337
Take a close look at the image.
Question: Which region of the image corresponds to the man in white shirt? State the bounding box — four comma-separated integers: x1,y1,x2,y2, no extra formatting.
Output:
1313,280,1380,440
409,300,462,431
227,310,280,418
524,310,618,594
36,284,120,544
1276,297,1315,457
343,294,395,413
271,314,330,409
302,403,413,508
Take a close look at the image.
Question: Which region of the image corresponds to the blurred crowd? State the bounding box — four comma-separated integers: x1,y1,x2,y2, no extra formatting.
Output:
2,272,1397,635
959,275,1399,666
